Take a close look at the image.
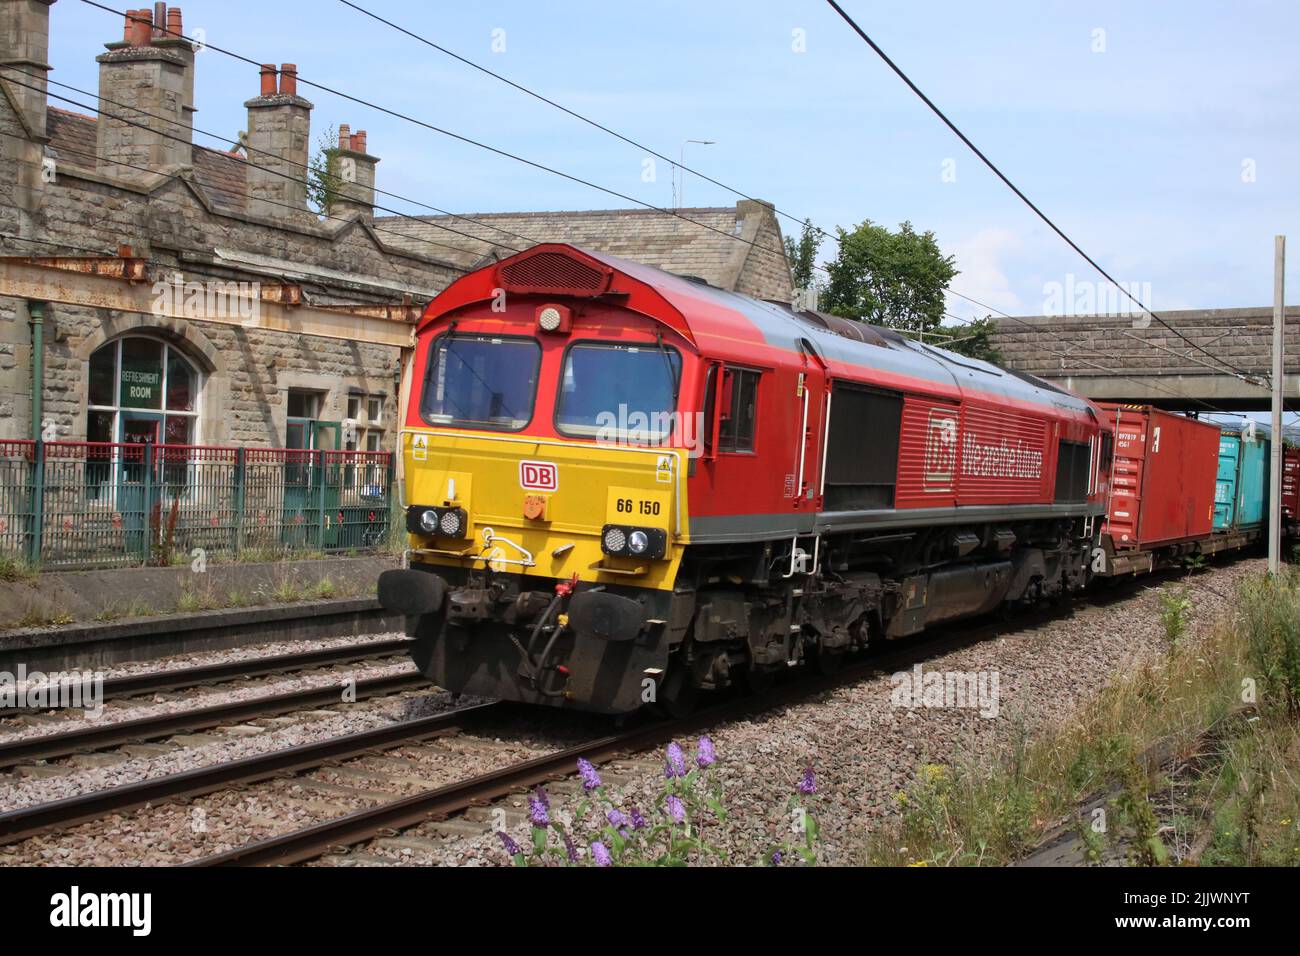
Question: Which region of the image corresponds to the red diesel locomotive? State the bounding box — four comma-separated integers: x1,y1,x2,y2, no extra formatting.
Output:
379,244,1112,713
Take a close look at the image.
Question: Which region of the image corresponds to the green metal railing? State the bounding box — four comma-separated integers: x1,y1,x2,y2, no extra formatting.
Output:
0,440,394,570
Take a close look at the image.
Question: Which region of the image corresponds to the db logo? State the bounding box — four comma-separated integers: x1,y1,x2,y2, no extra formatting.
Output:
923,410,958,491
520,460,558,492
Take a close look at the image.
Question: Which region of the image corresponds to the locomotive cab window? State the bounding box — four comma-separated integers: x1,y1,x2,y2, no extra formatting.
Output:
555,342,681,440
714,367,759,453
421,334,541,432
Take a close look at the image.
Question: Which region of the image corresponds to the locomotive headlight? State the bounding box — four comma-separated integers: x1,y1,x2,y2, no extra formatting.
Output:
600,524,667,560
538,307,563,332
408,506,469,539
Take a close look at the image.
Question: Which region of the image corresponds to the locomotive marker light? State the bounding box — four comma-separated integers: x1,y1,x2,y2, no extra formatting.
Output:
535,303,572,334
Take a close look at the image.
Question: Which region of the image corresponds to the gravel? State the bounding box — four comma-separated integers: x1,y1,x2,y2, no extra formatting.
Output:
0,558,1261,866
404,557,1262,867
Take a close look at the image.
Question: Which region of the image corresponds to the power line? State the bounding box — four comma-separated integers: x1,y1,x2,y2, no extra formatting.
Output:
823,0,1265,389
0,68,521,265
75,0,794,277
336,0,845,249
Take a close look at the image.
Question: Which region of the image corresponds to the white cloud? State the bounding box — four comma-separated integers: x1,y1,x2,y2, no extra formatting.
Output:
944,228,1024,321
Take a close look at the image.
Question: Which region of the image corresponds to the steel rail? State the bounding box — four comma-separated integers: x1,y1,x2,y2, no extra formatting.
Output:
0,639,413,718
0,701,502,846
192,568,1195,867
192,630,987,867
0,671,429,769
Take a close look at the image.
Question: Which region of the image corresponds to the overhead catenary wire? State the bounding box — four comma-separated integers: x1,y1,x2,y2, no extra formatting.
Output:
33,3,1251,414
823,0,1265,390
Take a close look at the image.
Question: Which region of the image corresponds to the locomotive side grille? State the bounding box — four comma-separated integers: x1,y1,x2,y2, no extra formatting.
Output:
498,252,612,296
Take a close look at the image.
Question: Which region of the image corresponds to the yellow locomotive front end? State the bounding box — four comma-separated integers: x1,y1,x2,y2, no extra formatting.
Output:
377,246,702,714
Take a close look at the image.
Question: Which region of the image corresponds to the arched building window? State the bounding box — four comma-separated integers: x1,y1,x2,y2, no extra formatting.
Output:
87,336,202,446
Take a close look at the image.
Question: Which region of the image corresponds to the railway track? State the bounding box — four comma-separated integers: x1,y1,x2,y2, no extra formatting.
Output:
0,566,1213,865
0,637,413,719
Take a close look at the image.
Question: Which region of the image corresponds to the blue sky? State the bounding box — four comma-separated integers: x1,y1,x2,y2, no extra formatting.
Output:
48,0,1298,327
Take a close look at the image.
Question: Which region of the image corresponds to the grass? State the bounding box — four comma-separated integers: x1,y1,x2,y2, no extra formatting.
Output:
93,598,156,622
17,607,75,628
0,554,37,583
861,570,1300,867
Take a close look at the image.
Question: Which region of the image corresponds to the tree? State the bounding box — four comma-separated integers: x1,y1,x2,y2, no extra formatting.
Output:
784,218,823,293
306,124,340,216
933,315,1002,364
820,219,957,336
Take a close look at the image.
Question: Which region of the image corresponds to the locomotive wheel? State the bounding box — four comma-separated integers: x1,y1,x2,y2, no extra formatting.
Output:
658,665,699,719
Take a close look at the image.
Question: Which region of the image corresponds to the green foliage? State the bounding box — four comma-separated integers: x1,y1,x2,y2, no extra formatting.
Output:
821,219,957,336
1159,589,1193,646
0,554,35,583
1237,572,1300,717
783,218,823,294
932,316,1002,363
307,125,342,216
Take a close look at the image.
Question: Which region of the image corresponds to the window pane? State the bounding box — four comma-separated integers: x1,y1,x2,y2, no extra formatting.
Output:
89,345,116,407
164,415,192,446
87,409,115,443
421,335,540,431
365,432,380,451
719,369,758,452
119,338,163,409
166,348,196,411
556,343,680,439
347,396,360,419
368,398,381,422
285,422,306,450
288,390,319,419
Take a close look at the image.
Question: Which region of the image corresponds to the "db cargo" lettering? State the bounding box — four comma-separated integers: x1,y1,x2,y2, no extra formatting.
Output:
520,460,558,492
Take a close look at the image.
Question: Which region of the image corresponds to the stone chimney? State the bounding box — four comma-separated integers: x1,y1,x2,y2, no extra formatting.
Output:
329,124,379,222
94,4,196,176
243,63,314,224
0,0,56,141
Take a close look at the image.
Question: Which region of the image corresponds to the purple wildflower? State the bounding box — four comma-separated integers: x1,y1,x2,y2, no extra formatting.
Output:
771,851,783,865
577,757,602,791
497,831,522,856
607,808,628,830
798,764,817,795
562,829,579,864
629,806,647,831
533,786,550,810
591,841,612,867
666,794,685,823
528,793,549,828
665,742,687,778
696,735,716,768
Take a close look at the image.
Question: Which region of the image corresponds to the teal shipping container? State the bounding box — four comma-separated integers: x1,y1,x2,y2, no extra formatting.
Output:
1214,426,1269,531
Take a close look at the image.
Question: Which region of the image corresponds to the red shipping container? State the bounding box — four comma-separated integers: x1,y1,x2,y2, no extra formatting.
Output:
1282,445,1300,525
1100,404,1219,550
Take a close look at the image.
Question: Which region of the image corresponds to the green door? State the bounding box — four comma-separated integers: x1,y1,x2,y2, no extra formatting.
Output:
282,418,339,550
